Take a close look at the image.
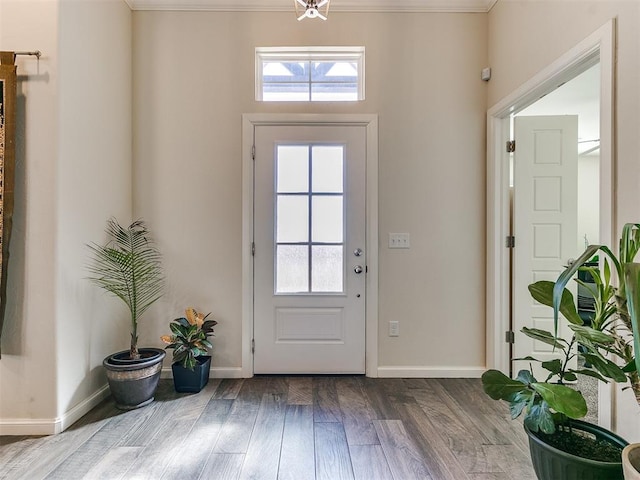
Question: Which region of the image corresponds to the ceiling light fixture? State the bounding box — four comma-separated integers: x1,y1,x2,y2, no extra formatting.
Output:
295,0,330,21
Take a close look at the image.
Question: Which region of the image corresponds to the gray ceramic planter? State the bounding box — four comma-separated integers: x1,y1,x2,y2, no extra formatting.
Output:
623,444,640,479
103,348,166,410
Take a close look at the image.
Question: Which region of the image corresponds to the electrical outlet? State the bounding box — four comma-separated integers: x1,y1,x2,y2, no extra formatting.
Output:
389,321,399,337
389,233,410,249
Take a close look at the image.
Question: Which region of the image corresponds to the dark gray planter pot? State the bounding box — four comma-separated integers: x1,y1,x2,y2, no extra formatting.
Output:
171,355,211,393
525,419,628,480
103,347,166,410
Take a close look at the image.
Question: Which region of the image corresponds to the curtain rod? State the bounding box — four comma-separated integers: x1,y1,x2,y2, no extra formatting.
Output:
15,51,41,59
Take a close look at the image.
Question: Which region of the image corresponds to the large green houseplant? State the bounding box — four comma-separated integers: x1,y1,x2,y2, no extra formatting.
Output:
482,308,628,479
551,223,640,401
87,218,166,409
550,223,640,480
482,223,640,479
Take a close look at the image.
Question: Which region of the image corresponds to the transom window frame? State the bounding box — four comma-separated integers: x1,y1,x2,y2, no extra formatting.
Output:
255,46,365,102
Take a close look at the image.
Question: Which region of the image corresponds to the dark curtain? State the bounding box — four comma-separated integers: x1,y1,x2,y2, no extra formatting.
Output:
0,52,17,357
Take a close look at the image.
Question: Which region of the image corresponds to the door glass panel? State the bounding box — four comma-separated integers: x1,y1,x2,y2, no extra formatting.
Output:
277,146,309,192
275,143,346,294
276,245,309,293
312,146,343,192
312,246,343,292
277,196,309,242
312,196,343,243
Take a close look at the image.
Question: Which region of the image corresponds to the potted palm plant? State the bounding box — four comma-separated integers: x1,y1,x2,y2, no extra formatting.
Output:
87,218,165,409
484,223,640,479
161,307,217,393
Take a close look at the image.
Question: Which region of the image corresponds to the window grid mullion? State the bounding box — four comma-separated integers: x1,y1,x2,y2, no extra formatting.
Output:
307,146,313,292
308,60,312,101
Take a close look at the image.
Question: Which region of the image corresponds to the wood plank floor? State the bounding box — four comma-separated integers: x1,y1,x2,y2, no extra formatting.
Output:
0,377,537,480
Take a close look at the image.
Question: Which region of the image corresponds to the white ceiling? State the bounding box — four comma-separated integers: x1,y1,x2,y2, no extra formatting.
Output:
517,64,600,155
126,0,498,13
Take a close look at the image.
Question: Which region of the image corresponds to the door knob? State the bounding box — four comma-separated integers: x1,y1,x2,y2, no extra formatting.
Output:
354,265,364,274
354,248,364,257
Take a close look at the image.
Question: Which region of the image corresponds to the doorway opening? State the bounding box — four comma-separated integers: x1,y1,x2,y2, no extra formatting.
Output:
486,20,615,428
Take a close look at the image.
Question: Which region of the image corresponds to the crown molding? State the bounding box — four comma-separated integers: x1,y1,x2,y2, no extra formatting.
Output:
124,0,498,13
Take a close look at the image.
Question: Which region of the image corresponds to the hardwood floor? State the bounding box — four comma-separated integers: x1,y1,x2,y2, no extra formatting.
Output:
0,377,537,480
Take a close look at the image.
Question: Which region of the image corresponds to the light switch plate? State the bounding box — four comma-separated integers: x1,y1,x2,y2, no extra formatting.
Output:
389,321,399,336
389,233,410,249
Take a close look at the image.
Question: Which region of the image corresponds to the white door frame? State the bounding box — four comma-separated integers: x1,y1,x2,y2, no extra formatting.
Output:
242,113,379,377
486,20,616,426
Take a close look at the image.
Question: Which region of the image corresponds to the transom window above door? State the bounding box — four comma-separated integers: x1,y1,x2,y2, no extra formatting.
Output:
275,144,345,294
255,47,365,102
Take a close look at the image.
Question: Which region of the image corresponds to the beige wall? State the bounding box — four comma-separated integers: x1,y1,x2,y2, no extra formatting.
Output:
56,0,132,419
132,11,488,375
0,0,132,434
488,0,640,224
488,0,640,441
0,0,59,428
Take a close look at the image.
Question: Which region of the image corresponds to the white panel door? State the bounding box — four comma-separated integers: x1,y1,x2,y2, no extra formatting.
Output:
253,125,366,373
512,115,578,376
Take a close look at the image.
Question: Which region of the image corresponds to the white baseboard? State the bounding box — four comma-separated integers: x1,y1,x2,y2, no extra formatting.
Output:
58,385,111,432
159,365,481,379
0,418,61,436
0,384,111,436
160,366,245,379
376,366,485,378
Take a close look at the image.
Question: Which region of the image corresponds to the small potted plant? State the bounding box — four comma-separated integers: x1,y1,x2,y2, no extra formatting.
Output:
87,218,165,410
161,307,217,393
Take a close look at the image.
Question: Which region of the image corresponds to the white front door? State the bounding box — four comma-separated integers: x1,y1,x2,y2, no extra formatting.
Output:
253,124,366,373
512,115,579,376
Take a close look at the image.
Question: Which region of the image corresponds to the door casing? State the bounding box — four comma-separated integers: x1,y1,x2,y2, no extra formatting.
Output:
486,20,615,427
242,113,379,377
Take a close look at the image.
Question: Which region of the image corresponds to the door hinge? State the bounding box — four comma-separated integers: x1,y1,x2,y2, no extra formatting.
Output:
506,235,515,248
251,242,255,256
506,140,516,153
505,331,515,344
251,145,256,160
251,339,255,353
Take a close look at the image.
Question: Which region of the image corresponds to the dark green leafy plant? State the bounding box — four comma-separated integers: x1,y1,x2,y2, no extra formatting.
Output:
482,318,590,434
483,223,640,434
552,223,640,402
482,282,625,434
87,219,164,360
528,280,626,385
162,308,217,370
482,366,587,434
